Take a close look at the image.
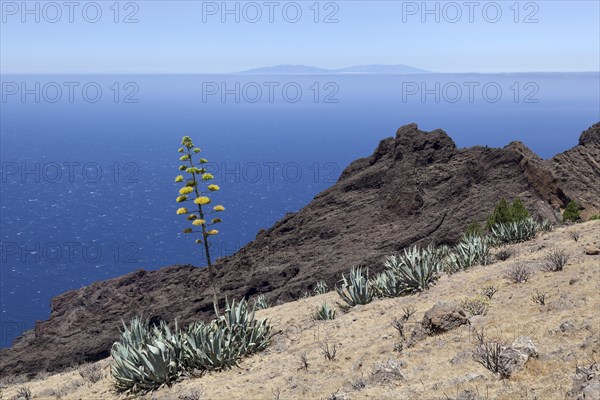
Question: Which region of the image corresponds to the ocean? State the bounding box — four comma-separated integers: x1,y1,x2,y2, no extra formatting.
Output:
0,72,598,347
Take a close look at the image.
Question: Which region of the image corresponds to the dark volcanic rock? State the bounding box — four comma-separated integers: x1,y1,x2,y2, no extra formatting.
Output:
548,122,600,219
1,123,599,377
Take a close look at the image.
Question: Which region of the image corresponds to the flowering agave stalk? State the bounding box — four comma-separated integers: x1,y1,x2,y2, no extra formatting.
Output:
175,136,225,316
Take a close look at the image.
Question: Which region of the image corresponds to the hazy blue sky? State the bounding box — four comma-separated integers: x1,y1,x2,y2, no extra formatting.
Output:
1,0,599,73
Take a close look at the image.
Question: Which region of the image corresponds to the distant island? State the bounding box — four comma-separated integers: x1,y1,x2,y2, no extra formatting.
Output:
237,64,431,75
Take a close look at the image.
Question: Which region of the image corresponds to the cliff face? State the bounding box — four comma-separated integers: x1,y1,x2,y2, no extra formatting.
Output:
547,122,600,219
1,123,598,377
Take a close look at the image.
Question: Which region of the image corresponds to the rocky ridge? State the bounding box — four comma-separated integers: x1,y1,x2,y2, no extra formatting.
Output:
1,122,598,377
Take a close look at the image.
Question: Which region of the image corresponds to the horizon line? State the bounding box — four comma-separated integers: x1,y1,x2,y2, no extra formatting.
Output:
1,70,598,75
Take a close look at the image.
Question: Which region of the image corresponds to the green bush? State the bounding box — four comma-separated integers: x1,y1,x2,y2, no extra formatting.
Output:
486,198,530,228
563,201,581,222
465,222,483,238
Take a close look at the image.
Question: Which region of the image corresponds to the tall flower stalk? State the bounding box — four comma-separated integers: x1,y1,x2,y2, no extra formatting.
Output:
175,136,224,316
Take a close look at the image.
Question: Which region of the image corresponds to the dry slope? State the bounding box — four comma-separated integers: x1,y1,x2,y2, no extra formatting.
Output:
1,122,598,377
1,221,599,399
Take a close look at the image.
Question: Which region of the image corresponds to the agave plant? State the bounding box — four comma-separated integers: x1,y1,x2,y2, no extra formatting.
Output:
111,319,184,393
313,280,328,295
253,294,270,310
182,298,275,371
182,320,242,371
314,302,336,320
371,270,407,298
490,218,537,244
536,219,554,232
336,266,374,312
384,245,443,293
223,298,274,355
446,235,491,273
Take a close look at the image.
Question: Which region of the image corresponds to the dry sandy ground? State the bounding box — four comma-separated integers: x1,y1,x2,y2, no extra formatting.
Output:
1,221,599,400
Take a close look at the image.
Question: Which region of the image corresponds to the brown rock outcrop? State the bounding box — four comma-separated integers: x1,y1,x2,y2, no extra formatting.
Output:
1,123,598,377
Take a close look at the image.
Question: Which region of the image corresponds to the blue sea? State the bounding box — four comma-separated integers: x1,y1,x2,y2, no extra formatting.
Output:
0,73,598,347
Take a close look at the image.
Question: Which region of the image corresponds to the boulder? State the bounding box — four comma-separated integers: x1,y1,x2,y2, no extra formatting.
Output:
408,301,468,346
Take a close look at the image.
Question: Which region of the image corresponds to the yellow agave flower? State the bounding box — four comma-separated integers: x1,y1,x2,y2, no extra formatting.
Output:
183,228,193,233
179,155,190,161
199,158,208,163
195,239,202,244
175,175,184,182
179,187,194,195
201,173,214,181
208,184,220,191
193,148,201,153
213,205,225,212
206,229,219,235
176,195,188,203
192,219,206,226
194,196,211,205
186,214,198,220
179,165,187,171
176,207,188,215
211,218,222,223
178,148,184,153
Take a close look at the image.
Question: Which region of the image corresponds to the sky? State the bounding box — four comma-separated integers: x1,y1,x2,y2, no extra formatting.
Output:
1,0,599,73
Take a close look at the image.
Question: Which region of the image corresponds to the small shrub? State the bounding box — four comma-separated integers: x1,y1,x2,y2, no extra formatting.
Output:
505,264,532,283
350,375,367,390
589,214,600,221
393,342,404,353
495,247,514,261
402,305,416,321
391,317,405,340
480,284,498,300
321,342,337,361
314,302,336,320
460,296,490,316
531,290,549,305
78,363,103,384
569,231,581,242
563,201,581,223
254,294,270,310
336,266,374,311
473,341,511,379
298,352,309,371
544,249,569,272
